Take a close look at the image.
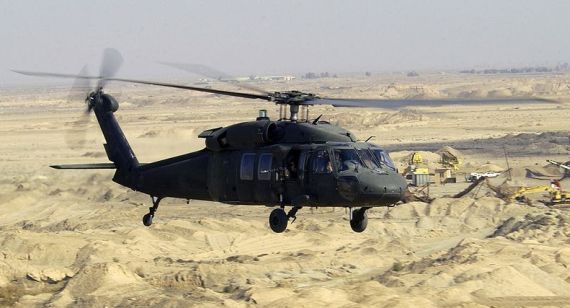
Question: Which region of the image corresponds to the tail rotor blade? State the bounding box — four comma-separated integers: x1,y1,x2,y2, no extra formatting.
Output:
97,48,123,89
64,65,93,150
67,66,93,107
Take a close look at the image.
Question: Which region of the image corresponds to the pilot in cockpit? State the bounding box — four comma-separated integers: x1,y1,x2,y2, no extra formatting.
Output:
334,149,362,171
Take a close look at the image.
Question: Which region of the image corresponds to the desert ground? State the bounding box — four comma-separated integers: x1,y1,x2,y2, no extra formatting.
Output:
1,72,570,307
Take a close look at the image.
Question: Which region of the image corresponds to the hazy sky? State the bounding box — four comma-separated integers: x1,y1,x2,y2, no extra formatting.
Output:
1,0,570,86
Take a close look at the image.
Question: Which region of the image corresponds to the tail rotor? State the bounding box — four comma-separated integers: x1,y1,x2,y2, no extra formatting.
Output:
59,49,123,149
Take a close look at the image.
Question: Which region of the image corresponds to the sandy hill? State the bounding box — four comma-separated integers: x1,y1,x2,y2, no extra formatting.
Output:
1,74,570,306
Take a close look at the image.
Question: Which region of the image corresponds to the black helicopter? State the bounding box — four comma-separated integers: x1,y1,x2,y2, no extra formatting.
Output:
14,49,555,233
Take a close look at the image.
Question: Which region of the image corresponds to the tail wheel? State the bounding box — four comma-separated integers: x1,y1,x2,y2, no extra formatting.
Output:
269,208,288,233
142,213,153,226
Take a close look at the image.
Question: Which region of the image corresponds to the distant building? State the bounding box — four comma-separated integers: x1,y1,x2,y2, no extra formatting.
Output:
223,75,297,82
253,75,296,81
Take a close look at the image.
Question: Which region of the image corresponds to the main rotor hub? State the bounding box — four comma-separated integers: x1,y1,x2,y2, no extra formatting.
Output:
271,91,317,122
271,91,317,104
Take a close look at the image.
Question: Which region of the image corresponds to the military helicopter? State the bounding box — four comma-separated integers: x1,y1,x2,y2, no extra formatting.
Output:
14,49,555,233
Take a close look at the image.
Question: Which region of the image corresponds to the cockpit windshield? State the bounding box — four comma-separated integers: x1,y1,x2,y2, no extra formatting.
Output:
371,149,396,171
333,149,363,172
357,149,379,169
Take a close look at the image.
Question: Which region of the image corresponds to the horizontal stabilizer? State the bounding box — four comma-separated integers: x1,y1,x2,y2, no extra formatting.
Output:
50,163,117,169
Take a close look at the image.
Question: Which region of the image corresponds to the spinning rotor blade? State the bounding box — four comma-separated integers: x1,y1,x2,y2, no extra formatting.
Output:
109,77,271,100
101,78,560,108
313,96,558,108
12,48,124,89
97,48,123,89
64,66,94,149
67,66,93,110
12,69,270,100
11,70,97,80
160,62,271,95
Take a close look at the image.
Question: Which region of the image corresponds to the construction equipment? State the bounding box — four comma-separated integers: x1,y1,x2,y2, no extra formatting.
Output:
437,146,463,170
411,168,430,186
508,182,569,205
547,159,570,171
403,152,430,186
453,176,487,198
410,152,423,165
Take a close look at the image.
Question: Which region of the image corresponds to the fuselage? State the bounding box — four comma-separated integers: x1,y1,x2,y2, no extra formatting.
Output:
130,120,407,208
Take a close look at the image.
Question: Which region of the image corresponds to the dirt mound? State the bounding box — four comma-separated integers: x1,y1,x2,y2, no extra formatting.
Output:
499,132,570,155
378,84,442,99
330,109,426,128
526,165,563,179
490,211,569,244
50,263,146,306
474,163,505,172
375,215,570,306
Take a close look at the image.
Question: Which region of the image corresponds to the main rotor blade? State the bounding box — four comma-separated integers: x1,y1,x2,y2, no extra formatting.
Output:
160,62,271,95
98,48,123,89
12,70,99,80
109,77,271,100
13,69,269,100
314,97,558,108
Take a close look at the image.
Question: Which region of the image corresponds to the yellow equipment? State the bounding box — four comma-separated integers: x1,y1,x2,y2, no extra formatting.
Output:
509,185,569,205
405,152,430,186
437,146,463,171
410,152,423,165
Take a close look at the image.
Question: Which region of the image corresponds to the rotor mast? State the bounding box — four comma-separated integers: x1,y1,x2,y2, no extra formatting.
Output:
289,104,299,122
271,91,316,122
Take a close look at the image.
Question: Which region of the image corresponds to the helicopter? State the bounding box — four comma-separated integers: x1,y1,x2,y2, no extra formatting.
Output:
13,49,556,233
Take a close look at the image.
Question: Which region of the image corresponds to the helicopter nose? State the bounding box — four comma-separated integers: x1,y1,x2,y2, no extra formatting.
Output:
380,175,407,203
355,172,407,205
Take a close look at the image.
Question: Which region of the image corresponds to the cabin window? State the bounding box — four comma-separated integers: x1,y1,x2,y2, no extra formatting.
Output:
258,153,272,181
298,151,308,181
311,150,332,174
240,153,255,180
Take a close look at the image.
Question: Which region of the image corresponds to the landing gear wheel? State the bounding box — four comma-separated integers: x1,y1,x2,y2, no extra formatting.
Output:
142,196,162,227
350,208,368,233
269,208,288,233
142,213,153,226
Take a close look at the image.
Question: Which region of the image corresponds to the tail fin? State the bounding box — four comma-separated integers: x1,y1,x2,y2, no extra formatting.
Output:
93,93,139,188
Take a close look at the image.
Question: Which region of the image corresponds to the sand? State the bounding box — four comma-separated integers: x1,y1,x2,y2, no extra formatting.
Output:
1,73,570,307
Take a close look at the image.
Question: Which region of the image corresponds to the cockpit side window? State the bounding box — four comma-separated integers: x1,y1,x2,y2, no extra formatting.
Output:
311,150,332,174
333,149,362,172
